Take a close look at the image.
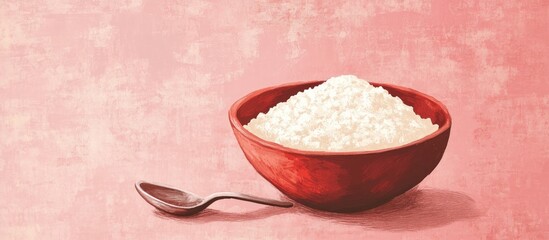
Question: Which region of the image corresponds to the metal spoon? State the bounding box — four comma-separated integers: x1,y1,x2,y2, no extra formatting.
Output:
135,181,293,216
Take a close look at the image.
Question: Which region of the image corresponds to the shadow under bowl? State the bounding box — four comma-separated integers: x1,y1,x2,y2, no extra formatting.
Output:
228,81,451,213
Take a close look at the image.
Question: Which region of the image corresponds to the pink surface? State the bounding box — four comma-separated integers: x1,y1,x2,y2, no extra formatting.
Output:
0,1,547,239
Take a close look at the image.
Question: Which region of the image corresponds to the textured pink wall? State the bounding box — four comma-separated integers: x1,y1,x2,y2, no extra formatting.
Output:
1,0,548,239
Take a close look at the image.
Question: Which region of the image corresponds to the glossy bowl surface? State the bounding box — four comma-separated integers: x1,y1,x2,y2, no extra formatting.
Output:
229,81,451,212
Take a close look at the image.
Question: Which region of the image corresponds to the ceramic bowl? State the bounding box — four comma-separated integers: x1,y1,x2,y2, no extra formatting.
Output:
228,81,451,212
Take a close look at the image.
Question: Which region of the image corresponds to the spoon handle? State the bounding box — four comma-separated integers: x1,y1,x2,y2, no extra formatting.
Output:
207,192,293,208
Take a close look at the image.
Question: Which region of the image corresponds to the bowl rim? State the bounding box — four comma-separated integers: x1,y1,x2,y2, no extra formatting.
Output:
228,80,452,156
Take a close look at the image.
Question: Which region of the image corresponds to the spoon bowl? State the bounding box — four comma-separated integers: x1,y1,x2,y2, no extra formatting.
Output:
135,181,293,216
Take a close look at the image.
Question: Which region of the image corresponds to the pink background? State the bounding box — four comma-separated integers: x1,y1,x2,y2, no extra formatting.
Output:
1,0,548,239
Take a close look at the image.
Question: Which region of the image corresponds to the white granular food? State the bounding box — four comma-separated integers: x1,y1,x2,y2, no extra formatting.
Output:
244,75,439,152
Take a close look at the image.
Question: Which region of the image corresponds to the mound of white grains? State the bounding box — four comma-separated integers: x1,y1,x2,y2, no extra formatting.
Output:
243,75,439,152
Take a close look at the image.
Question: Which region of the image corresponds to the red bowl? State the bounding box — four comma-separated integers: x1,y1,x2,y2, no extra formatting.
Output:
228,80,451,212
